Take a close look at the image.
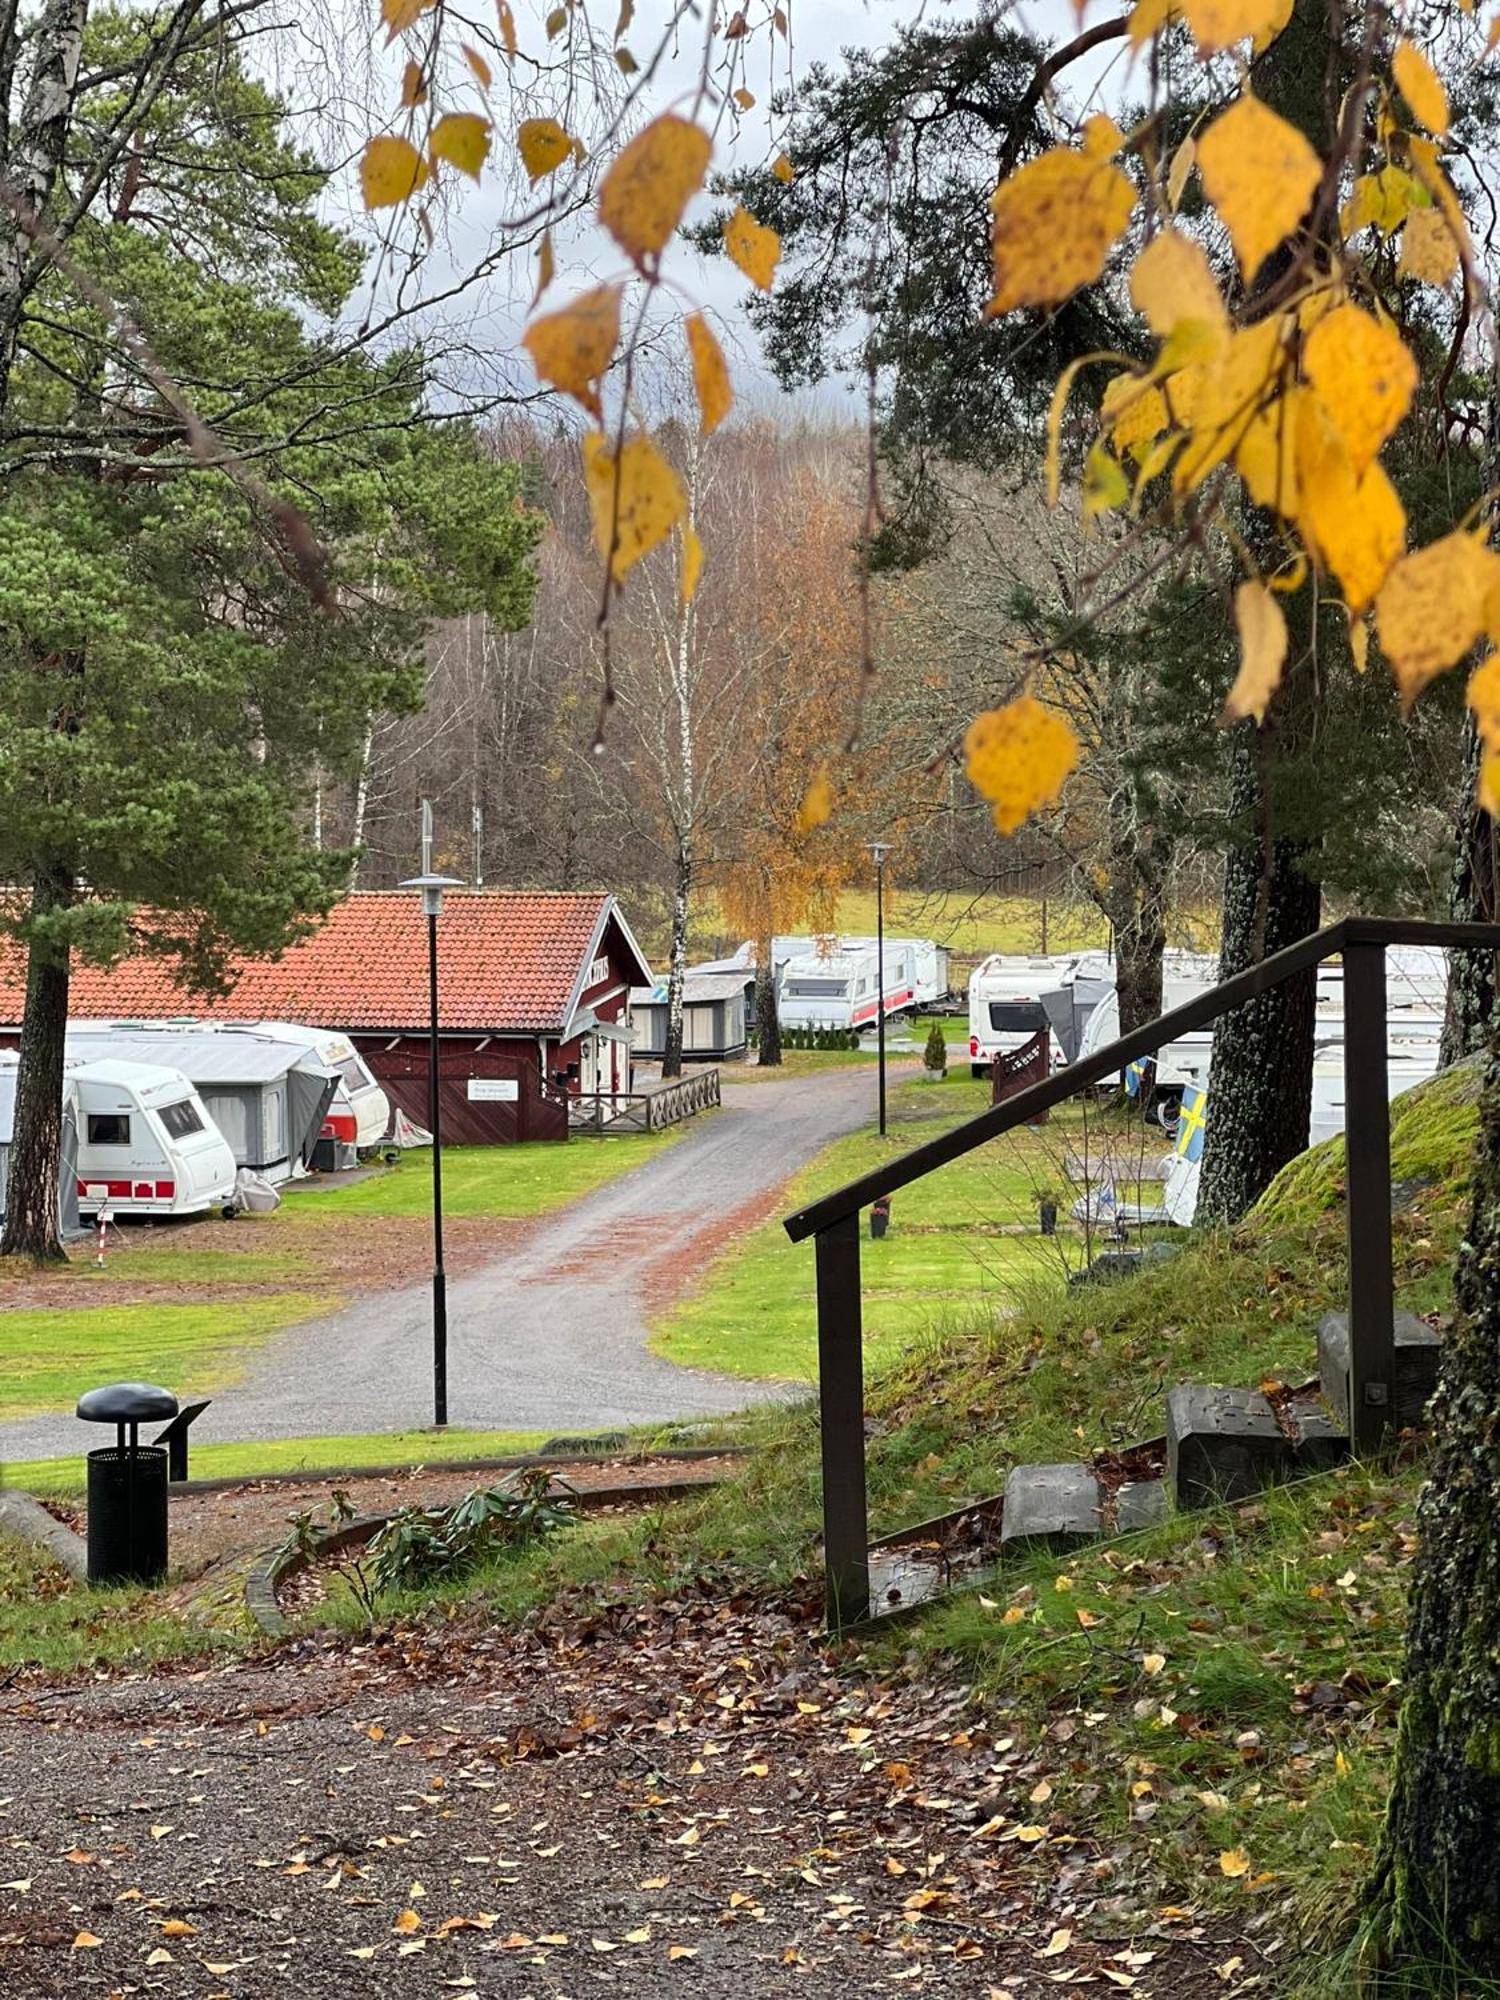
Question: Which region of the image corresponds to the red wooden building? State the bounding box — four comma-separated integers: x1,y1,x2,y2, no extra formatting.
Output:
0,892,652,1144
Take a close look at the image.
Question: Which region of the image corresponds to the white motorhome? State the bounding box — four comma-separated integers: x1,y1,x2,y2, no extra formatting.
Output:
778,941,917,1033
0,1051,238,1221
236,1021,389,1154
1073,950,1220,1102
967,953,1081,1076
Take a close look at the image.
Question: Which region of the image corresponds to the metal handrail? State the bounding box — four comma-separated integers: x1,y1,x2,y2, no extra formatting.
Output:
785,916,1500,1630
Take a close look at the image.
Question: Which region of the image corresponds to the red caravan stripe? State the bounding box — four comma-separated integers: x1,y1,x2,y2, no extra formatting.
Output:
76,1179,174,1202
321,1112,358,1141
850,987,915,1027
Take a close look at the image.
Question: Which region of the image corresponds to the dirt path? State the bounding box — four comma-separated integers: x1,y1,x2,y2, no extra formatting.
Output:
0,1600,1259,1999
0,1066,893,1462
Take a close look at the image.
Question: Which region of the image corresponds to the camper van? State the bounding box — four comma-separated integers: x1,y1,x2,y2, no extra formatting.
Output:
967,954,1082,1077
239,1021,389,1153
0,1051,238,1222
64,1024,336,1186
778,941,917,1034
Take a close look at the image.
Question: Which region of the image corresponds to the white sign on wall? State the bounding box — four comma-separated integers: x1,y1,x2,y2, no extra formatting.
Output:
466,1078,519,1102
588,954,611,988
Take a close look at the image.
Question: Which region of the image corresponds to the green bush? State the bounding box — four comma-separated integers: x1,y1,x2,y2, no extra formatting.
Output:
923,1021,948,1074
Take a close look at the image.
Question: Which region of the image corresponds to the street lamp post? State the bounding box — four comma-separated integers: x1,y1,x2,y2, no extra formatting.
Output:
402,817,464,1429
867,840,892,1137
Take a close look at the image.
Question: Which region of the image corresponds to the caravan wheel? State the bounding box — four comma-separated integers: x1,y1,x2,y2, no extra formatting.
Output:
1153,1089,1184,1136
220,1203,239,1221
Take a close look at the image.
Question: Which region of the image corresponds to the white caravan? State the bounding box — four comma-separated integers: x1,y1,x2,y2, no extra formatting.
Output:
746,935,950,1008
967,953,1082,1076
778,941,917,1033
1073,951,1221,1100
235,1021,389,1153
0,1051,238,1220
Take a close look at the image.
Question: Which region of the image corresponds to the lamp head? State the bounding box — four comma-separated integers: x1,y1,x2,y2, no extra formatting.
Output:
866,840,892,868
400,872,465,918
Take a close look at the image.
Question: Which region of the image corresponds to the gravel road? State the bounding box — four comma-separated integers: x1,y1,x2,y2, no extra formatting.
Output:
0,1066,890,1463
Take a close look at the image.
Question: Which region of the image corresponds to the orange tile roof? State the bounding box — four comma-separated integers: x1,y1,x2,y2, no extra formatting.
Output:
0,892,642,1034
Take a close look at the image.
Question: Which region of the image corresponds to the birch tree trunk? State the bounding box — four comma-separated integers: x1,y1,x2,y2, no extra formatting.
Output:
662,842,690,1079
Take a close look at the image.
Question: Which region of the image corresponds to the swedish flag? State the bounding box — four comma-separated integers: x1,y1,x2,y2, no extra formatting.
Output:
1124,1057,1150,1098
1176,1084,1207,1162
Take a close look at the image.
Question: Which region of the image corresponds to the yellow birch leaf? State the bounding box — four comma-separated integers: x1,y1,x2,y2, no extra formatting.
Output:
1481,752,1500,816
1172,316,1285,496
1102,373,1169,459
533,228,555,305
1233,386,1300,516
1040,1928,1073,1957
1197,95,1321,284
1341,165,1424,238
1398,207,1460,286
1128,228,1229,348
598,112,712,265
73,1933,104,1949
1224,580,1288,723
1350,613,1370,672
1408,135,1472,260
521,283,622,421
964,695,1079,835
583,431,688,581
1302,303,1417,477
518,118,572,183
723,204,780,289
1082,439,1129,517
772,151,794,183
400,61,427,107
1081,113,1124,159
988,149,1135,315
394,1909,422,1934
1393,39,1450,135
361,135,428,208
685,313,732,434
497,1,517,54
1181,0,1290,55
795,774,833,832
382,0,434,38
463,44,492,88
1219,1849,1251,1878
733,86,755,110
1468,652,1500,754
1252,0,1293,50
1167,137,1196,211
1376,531,1500,710
1127,0,1177,45
431,113,490,181
1297,399,1405,616
1044,352,1100,507
681,525,704,603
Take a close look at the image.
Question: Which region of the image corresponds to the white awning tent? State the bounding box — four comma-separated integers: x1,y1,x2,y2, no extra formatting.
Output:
0,1064,81,1236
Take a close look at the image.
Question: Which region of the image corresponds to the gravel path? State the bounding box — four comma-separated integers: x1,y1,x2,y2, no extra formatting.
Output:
0,1067,891,1463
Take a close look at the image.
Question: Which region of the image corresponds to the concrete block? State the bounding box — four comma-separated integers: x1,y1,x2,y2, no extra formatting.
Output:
1166,1385,1296,1510
1289,1401,1350,1475
1317,1311,1442,1431
1114,1478,1171,1533
1001,1463,1104,1553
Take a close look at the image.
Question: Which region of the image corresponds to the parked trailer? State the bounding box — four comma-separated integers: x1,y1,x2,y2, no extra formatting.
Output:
778,942,917,1034
1072,951,1220,1101
740,935,950,1009
63,1024,336,1186
967,953,1082,1077
234,1020,390,1154
0,1051,237,1221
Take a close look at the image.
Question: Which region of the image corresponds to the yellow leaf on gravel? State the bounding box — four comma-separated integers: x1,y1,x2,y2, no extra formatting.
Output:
668,1944,699,1960
1181,0,1290,54
1224,580,1288,724
431,113,490,181
1128,228,1229,348
521,284,621,421
598,112,711,265
584,431,687,581
361,135,428,208
1376,531,1500,710
1393,38,1450,135
1197,95,1320,283
72,1933,103,1949
987,148,1135,315
394,1909,422,1934
1398,208,1460,286
1302,303,1416,477
518,117,572,182
723,204,780,289
964,695,1078,835
685,313,732,433
160,1920,197,1938
1219,1848,1251,1877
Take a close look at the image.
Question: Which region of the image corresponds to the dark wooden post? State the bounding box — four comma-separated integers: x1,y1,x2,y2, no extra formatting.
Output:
1343,940,1396,1454
814,1211,870,1628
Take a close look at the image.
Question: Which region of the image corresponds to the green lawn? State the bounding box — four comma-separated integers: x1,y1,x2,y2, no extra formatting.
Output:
0,1532,230,1672
0,1294,329,1420
651,1076,1166,1381
288,1133,683,1218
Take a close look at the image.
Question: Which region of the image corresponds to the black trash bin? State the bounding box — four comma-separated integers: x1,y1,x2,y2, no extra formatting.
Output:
76,1382,179,1586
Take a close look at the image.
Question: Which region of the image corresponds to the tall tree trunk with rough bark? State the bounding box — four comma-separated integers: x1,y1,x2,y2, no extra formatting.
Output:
754,937,781,1067
0,861,74,1262
1442,719,1500,1067
1194,731,1321,1225
1363,1033,1500,1988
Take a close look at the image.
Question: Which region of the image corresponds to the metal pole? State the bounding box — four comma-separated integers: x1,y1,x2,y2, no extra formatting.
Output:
875,855,887,1137
428,907,448,1428
815,1211,870,1628
1343,941,1394,1455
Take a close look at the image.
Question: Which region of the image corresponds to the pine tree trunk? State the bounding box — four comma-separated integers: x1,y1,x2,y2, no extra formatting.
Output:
1194,734,1321,1225
662,843,691,1080
755,941,782,1067
1441,717,1498,1067
0,860,74,1263
1362,1034,1500,1988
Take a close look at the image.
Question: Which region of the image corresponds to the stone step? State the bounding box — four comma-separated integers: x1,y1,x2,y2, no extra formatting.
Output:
1316,1311,1442,1432
1166,1384,1349,1511
1000,1461,1172,1553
